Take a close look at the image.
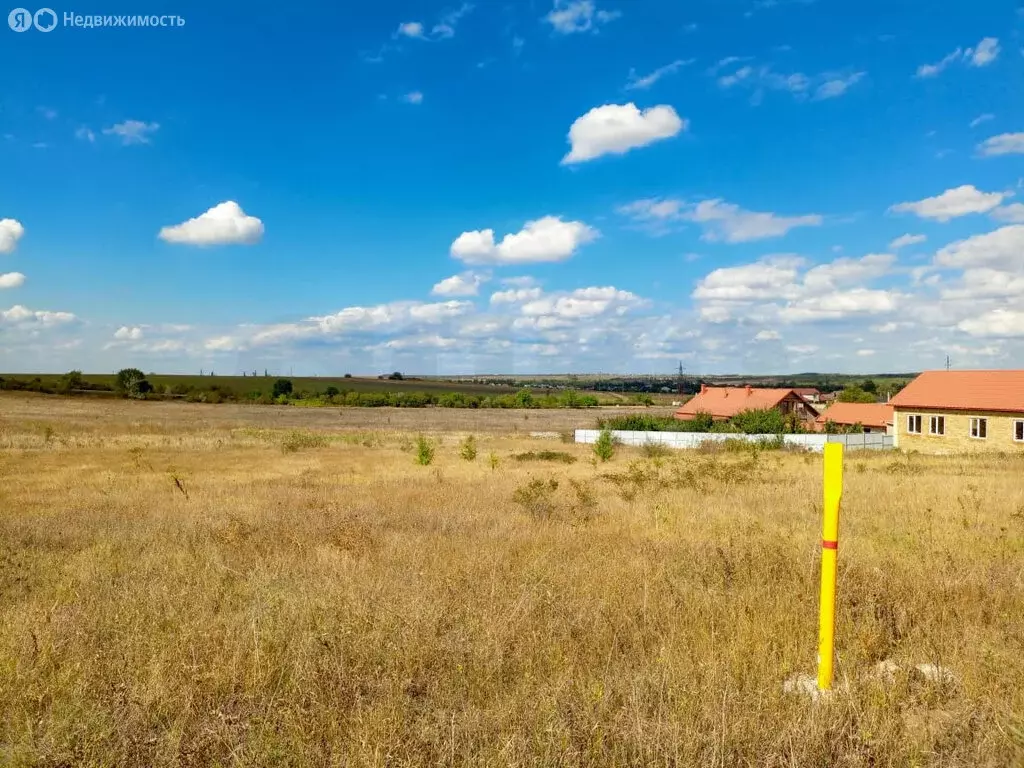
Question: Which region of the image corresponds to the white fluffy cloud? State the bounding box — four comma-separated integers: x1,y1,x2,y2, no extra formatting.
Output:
991,204,1024,223
977,133,1024,157
545,0,620,34
957,309,1024,338
934,225,1024,271
159,201,264,246
0,272,25,289
561,103,685,164
686,199,822,243
754,329,781,341
431,271,488,297
451,216,597,265
114,326,144,340
693,252,901,325
490,286,543,304
402,91,424,105
519,286,642,320
0,219,25,254
103,120,160,145
889,185,1006,221
1,305,76,326
889,233,926,250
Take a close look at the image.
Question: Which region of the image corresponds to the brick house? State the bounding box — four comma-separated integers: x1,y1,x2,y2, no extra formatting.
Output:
889,370,1024,452
674,384,819,426
814,402,894,434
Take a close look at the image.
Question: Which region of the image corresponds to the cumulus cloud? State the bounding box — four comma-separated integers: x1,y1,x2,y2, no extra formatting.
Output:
402,91,424,105
0,272,25,289
431,271,488,297
451,216,597,265
889,233,926,250
544,0,620,34
395,5,473,41
1,305,76,326
934,225,1024,271
991,203,1024,223
103,120,160,145
692,252,901,326
958,308,1024,337
561,103,685,164
75,126,96,143
977,133,1024,157
0,219,25,254
490,287,543,304
625,59,693,90
158,201,264,246
114,326,144,340
754,329,781,341
204,335,241,351
889,184,1006,221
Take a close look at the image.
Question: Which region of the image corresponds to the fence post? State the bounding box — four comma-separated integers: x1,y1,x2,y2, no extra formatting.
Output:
817,443,844,690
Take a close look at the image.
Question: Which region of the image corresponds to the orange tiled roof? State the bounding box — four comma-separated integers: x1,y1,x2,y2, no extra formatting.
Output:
889,370,1024,413
675,387,814,420
815,402,894,429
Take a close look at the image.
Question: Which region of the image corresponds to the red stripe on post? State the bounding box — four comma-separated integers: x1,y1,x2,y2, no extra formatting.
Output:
822,539,838,550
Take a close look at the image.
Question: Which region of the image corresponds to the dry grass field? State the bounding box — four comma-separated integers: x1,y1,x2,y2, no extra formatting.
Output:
0,393,1022,766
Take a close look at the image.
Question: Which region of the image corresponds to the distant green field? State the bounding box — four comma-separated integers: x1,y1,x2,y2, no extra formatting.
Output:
0,373,521,397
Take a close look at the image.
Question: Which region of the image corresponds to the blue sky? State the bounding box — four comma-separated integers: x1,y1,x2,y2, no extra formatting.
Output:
2,0,1023,375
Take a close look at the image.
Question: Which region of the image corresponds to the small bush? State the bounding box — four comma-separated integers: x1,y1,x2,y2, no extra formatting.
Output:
488,452,499,471
272,379,293,398
512,478,560,519
640,441,672,459
281,430,329,453
415,435,435,466
512,450,577,464
460,435,478,461
594,427,615,462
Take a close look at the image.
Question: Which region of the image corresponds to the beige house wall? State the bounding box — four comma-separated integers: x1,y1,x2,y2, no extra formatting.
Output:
893,407,1024,452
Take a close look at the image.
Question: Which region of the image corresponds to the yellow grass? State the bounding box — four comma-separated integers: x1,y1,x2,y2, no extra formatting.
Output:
0,393,1022,766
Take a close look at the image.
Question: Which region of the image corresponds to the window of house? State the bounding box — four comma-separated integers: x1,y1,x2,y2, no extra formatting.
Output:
970,417,988,439
907,414,922,434
1015,420,1024,442
929,416,945,435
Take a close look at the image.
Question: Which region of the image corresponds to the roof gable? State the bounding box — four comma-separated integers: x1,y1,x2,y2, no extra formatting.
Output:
675,386,816,419
816,402,894,428
889,370,1024,413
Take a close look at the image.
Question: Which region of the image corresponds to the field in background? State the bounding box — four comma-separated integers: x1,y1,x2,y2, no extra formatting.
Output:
1,394,1022,765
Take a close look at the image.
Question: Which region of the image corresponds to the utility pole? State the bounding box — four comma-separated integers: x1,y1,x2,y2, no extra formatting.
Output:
945,355,951,371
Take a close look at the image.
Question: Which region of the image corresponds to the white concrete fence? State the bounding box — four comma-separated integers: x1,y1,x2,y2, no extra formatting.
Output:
574,430,894,452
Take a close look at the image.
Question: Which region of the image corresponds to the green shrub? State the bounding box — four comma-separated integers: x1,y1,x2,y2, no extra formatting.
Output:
730,408,787,435
460,435,478,461
488,452,500,470
324,386,340,397
281,430,329,453
415,435,435,466
594,427,615,462
512,450,577,464
272,379,293,398
512,478,560,519
640,441,672,459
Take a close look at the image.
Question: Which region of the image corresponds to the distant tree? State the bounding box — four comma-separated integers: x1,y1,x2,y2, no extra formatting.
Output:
57,370,84,394
388,371,404,380
272,378,293,398
837,386,877,404
861,379,878,394
114,368,149,398
344,373,352,378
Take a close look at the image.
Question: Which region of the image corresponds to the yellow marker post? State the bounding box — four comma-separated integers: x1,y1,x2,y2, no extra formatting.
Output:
817,443,844,691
